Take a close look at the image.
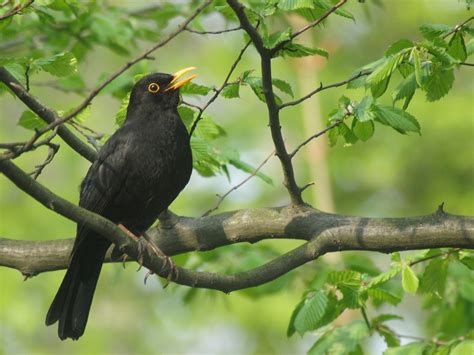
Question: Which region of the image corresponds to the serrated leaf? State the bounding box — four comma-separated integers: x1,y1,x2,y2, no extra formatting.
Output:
419,257,448,295
353,120,374,141
287,298,305,337
309,320,370,355
177,106,196,129
243,76,282,104
277,0,315,10
419,23,451,40
354,96,375,122
385,39,414,56
180,82,211,96
294,291,329,335
263,28,292,49
367,288,401,305
277,43,328,58
18,111,47,130
115,93,130,127
424,68,454,102
327,270,361,286
228,158,273,185
451,340,474,355
412,48,423,87
401,265,419,294
272,78,294,97
338,122,358,145
368,267,401,288
367,53,405,86
372,314,404,324
392,72,417,109
378,325,401,348
33,52,78,77
448,32,467,61
190,137,221,176
221,83,240,99
373,104,421,134
384,342,427,355
371,76,390,98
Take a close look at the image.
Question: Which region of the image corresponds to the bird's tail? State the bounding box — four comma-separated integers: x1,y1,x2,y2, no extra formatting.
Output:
45,234,110,340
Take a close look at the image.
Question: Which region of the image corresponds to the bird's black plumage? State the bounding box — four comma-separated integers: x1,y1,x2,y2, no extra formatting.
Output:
45,72,193,340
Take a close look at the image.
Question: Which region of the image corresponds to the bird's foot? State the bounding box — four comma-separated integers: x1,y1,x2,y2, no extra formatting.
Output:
141,231,178,286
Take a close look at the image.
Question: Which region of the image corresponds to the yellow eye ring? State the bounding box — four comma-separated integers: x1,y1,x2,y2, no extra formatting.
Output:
148,83,160,93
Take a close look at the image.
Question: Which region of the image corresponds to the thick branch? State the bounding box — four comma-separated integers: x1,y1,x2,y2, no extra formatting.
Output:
1,158,473,293
227,0,303,205
0,67,98,162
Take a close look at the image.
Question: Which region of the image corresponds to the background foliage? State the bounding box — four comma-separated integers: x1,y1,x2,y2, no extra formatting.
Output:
0,0,473,354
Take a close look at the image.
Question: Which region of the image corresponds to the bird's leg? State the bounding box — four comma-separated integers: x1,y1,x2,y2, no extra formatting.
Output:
117,224,177,281
141,231,179,285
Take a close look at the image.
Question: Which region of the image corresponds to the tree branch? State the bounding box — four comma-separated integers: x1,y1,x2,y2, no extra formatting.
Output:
0,0,211,162
1,159,473,293
0,0,33,21
271,0,348,55
227,0,304,205
289,120,342,158
279,71,369,109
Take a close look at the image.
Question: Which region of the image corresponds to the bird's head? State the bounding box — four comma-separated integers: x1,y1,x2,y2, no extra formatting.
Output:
128,67,197,111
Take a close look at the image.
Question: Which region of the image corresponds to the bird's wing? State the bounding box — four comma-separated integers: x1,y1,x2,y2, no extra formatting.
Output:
71,130,133,253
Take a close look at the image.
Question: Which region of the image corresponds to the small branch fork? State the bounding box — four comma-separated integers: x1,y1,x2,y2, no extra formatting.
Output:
184,26,242,35
202,149,275,217
0,0,212,162
0,0,33,21
189,37,253,136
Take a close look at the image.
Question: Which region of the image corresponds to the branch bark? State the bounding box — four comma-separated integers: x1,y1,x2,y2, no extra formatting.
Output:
1,157,473,293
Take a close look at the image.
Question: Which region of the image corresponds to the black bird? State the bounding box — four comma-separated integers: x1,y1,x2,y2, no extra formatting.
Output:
45,68,196,340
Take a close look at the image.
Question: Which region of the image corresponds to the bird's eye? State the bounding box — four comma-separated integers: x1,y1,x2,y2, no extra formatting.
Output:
148,83,160,93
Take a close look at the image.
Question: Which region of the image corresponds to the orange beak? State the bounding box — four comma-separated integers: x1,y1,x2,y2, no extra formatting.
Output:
165,67,198,91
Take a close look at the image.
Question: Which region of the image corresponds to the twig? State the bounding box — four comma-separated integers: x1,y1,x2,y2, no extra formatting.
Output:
30,142,60,180
227,0,304,205
290,120,343,158
409,248,460,267
202,150,275,217
184,26,242,35
442,16,474,39
271,0,348,54
0,0,34,21
189,37,253,136
460,62,474,67
0,0,211,162
280,72,370,109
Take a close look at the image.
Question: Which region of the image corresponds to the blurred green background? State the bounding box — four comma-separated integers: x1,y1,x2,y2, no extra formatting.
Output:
0,1,473,354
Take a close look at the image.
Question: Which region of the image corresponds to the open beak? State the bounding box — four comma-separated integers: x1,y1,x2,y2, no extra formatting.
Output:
165,67,198,91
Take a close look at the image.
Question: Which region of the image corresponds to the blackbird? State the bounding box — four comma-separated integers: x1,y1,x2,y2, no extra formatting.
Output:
45,68,196,340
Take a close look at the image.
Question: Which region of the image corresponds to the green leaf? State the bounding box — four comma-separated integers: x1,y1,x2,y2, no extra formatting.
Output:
401,265,419,294
263,28,292,49
373,104,421,134
308,320,370,355
371,76,390,98
177,106,196,129
419,257,448,295
367,53,405,86
33,52,78,77
338,122,358,145
277,0,315,10
180,82,211,96
368,267,402,288
392,72,417,109
424,69,454,102
272,78,294,97
287,298,305,337
419,23,451,40
448,32,467,61
221,83,240,99
412,48,424,87
18,111,47,130
451,340,474,355
352,120,374,141
354,96,375,122
372,314,404,324
327,270,361,286
228,158,273,185
243,76,283,104
277,43,328,58
384,342,427,355
367,288,401,305
377,324,401,348
385,39,414,56
190,137,221,176
294,291,329,335
115,93,130,127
